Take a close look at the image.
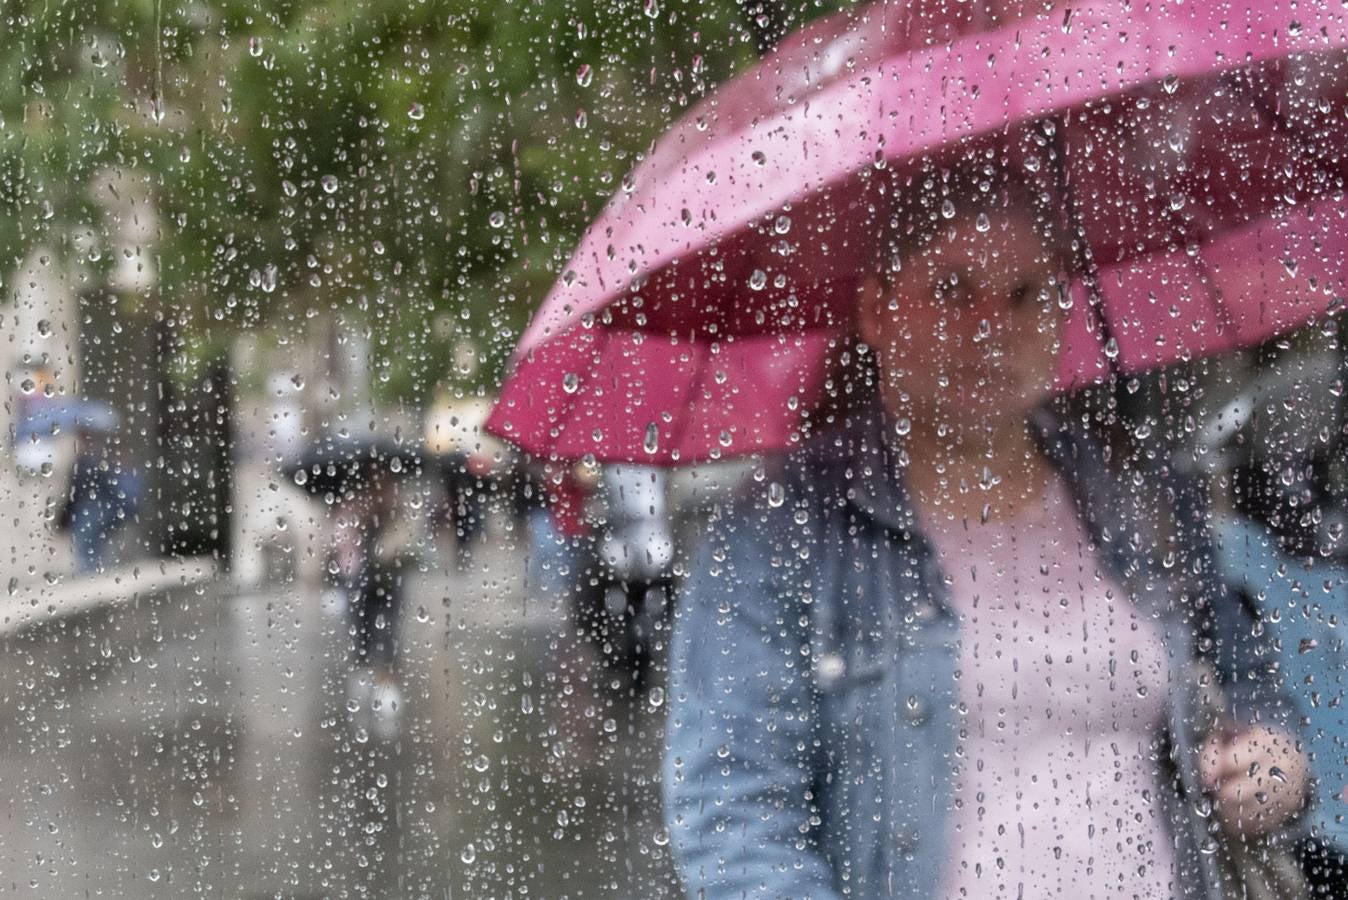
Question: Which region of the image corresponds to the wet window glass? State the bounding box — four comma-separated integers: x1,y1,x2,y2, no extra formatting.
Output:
4,1,1348,896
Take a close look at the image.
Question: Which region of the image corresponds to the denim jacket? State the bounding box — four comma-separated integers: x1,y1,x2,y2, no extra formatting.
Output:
662,400,1296,900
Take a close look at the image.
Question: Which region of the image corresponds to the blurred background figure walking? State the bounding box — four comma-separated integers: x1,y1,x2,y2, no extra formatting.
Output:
424,388,509,570
41,400,142,575
288,434,426,741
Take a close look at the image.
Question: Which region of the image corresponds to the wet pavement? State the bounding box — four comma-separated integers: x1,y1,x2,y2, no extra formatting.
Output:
0,540,679,898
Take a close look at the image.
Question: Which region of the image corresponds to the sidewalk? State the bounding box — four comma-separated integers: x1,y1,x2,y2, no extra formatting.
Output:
1,556,217,635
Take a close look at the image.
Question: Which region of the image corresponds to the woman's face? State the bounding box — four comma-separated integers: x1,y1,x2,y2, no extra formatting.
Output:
857,208,1065,429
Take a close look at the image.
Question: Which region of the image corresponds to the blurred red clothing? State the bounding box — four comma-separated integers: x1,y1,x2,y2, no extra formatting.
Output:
547,470,593,539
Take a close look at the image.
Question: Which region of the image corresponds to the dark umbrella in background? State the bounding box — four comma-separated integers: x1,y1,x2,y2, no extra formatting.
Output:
15,399,119,444
285,433,429,498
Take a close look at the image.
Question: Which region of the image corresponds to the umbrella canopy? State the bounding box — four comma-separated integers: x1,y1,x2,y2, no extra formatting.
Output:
15,399,119,443
487,0,1348,464
286,433,429,498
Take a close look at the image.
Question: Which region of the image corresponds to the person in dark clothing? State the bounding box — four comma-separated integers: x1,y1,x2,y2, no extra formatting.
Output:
327,461,417,739
59,421,142,575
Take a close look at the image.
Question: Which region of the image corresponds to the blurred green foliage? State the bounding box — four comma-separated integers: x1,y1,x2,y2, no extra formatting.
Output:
2,0,846,403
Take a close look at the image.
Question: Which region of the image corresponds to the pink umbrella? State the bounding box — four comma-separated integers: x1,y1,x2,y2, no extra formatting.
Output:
488,0,1348,464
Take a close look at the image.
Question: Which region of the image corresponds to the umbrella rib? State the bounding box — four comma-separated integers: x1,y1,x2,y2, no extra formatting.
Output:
1050,117,1119,381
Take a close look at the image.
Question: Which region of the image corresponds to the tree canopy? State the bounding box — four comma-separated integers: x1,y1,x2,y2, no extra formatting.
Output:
4,0,839,402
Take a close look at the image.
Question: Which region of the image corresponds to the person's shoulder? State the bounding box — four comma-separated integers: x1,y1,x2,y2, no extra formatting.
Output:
701,432,853,544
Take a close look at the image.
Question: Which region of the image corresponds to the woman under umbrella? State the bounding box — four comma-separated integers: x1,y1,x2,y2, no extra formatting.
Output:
662,158,1309,900
484,1,1348,895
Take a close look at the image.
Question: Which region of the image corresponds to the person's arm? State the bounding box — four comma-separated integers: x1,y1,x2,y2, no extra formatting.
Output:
662,507,843,900
1165,471,1309,836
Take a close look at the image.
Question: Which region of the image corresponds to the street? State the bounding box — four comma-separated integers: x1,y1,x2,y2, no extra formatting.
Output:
0,540,679,899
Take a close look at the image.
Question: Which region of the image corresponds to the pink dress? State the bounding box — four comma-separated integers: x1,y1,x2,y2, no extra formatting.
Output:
921,475,1178,899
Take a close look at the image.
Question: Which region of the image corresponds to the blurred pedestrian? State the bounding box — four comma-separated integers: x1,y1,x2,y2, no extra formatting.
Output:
663,165,1310,899
424,389,505,569
54,402,140,575
288,435,423,740
525,459,599,607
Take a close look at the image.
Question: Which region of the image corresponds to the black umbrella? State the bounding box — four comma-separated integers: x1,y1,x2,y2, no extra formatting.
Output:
285,433,429,498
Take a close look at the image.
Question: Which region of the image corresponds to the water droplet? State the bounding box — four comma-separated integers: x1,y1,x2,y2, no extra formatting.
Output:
974,212,991,233
293,469,309,487
767,482,785,508
35,319,52,337
1162,74,1179,94
774,215,791,234
488,210,506,229
647,686,665,708
749,270,767,291
643,423,660,454
461,844,477,864
941,199,957,219
1104,337,1120,359
751,150,767,166
248,37,264,57
643,0,659,18
320,175,339,194
562,372,580,394
576,64,593,87
1056,283,1073,310
407,102,425,120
